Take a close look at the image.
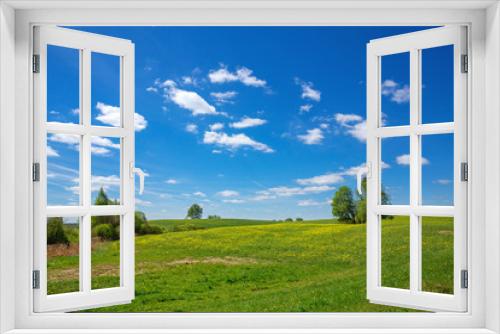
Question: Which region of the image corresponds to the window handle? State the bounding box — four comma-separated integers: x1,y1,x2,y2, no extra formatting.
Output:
130,163,146,195
356,163,371,196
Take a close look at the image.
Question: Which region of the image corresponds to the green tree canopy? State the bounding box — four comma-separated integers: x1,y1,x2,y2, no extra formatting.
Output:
186,204,203,219
331,186,356,223
47,217,70,245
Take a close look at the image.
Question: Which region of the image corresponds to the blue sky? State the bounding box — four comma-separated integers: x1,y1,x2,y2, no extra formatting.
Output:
46,26,454,220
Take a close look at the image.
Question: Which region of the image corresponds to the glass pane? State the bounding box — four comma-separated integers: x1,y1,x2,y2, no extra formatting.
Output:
47,216,80,295
91,215,121,290
381,52,410,127
421,134,454,206
47,133,81,206
47,45,80,124
381,215,410,289
91,52,121,127
91,136,121,204
380,136,410,205
421,216,454,294
421,45,454,124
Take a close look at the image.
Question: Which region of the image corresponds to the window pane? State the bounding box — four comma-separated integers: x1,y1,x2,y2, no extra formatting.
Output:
421,134,454,206
91,136,121,204
91,215,121,290
47,216,80,295
421,45,454,124
91,52,121,127
381,52,410,127
47,134,81,206
380,136,410,205
421,216,454,294
47,45,80,124
381,215,410,289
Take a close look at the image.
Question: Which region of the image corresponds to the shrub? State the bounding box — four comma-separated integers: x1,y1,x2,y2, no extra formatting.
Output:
135,211,163,235
295,217,303,222
207,215,221,220
94,224,119,241
47,217,69,245
285,218,293,222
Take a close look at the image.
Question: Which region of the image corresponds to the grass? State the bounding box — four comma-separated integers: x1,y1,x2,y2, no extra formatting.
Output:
46,216,453,312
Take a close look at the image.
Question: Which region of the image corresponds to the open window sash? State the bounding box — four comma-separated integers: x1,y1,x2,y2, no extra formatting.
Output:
366,26,468,312
33,26,135,312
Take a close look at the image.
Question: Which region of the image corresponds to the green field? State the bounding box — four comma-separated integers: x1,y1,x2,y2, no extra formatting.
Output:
46,216,454,312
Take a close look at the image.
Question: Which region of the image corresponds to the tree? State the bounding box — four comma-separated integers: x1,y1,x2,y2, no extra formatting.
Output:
207,215,221,220
285,218,293,222
354,177,392,224
186,204,203,219
135,211,163,235
47,217,70,245
332,186,356,223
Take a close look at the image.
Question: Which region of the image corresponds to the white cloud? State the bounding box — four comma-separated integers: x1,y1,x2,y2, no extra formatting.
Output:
212,149,223,154
396,154,430,166
222,199,245,204
217,190,239,197
203,131,274,153
320,123,329,129
90,146,111,156
91,175,120,191
181,76,196,85
95,102,148,132
208,66,267,87
185,123,198,134
335,113,363,126
296,173,344,186
295,78,321,102
230,117,267,129
157,80,220,116
299,104,313,113
136,198,152,206
434,179,452,185
252,193,277,201
381,79,410,104
71,108,80,115
146,86,158,93
49,133,80,145
210,91,238,104
165,179,178,185
297,128,324,145
261,185,335,197
91,136,120,149
334,113,366,142
193,191,207,197
46,145,60,157
209,123,224,131
298,199,326,207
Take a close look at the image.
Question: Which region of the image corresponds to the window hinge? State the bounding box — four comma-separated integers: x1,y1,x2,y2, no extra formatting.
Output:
32,54,40,73
32,270,40,289
461,54,468,73
461,269,468,289
32,162,40,182
461,162,468,182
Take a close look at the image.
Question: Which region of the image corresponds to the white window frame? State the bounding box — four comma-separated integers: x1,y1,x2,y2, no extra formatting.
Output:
33,26,136,312
0,1,499,333
366,26,468,312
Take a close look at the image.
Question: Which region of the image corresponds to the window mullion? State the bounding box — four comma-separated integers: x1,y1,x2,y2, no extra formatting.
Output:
81,48,92,293
409,48,421,292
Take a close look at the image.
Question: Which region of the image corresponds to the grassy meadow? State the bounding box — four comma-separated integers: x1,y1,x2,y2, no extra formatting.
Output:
46,216,454,312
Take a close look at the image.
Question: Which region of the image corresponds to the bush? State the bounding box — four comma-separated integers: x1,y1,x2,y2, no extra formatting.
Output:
207,215,221,220
295,217,303,222
135,211,163,235
94,224,119,241
47,217,69,245
285,218,293,222
332,186,356,223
